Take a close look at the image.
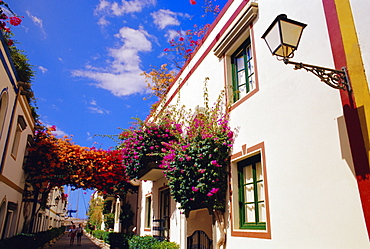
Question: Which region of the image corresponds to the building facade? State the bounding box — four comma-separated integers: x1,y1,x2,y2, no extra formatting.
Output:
0,30,36,239
0,32,66,239
131,0,370,248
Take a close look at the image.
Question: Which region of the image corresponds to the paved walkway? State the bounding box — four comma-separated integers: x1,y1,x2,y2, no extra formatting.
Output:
49,233,102,249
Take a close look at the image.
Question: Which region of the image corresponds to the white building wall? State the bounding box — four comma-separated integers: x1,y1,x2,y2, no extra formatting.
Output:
0,34,35,237
234,1,367,247
0,39,18,164
350,0,370,91
138,180,152,236
154,0,369,248
137,0,370,248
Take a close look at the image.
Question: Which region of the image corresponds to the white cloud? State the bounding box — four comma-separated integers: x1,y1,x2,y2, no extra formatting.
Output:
88,107,104,114
165,29,181,41
38,66,48,74
43,123,68,137
72,26,152,97
94,0,157,27
98,16,110,27
87,132,93,141
95,0,111,12
52,128,68,138
50,104,60,111
151,9,180,30
26,11,43,28
87,100,110,114
26,11,47,38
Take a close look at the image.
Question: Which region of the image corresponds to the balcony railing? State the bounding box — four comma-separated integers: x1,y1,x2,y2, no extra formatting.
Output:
152,218,169,241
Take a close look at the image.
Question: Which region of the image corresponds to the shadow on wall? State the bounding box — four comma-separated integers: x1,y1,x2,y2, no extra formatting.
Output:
337,115,356,177
338,103,370,181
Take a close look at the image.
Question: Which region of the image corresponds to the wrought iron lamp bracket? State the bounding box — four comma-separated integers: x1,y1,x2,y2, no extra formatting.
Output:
283,58,351,91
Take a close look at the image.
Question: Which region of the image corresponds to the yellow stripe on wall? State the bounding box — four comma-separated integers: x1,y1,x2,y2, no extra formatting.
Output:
335,0,370,166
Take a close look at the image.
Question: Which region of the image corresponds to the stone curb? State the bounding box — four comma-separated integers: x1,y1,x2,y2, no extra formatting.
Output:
85,232,110,249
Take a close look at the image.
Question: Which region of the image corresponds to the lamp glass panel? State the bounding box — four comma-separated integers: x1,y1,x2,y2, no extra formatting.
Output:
280,20,304,48
273,46,292,57
263,22,281,55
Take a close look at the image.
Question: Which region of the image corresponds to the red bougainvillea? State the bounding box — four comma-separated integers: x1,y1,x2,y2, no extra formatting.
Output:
24,124,131,195
0,1,23,45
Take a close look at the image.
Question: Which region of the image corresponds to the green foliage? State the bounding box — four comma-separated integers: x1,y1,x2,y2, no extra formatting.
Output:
103,200,113,214
0,2,37,118
159,81,234,213
108,233,132,249
104,213,115,229
87,197,103,230
152,241,180,249
120,119,180,179
8,37,35,83
120,80,234,215
0,227,65,249
128,235,160,249
127,236,179,249
3,33,35,96
120,203,134,233
92,230,110,242
85,227,92,234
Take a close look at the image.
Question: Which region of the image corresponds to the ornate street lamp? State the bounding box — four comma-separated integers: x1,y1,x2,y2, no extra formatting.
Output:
262,14,351,91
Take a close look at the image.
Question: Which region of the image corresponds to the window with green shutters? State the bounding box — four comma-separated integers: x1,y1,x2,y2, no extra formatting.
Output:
231,38,255,102
238,154,266,230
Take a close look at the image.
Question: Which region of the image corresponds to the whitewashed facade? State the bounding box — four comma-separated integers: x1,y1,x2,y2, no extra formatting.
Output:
133,0,370,248
0,31,35,238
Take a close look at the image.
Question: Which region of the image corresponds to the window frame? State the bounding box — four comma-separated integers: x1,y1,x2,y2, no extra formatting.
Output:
144,195,152,229
11,115,26,158
237,153,266,230
231,37,255,103
230,142,271,239
159,187,170,240
0,90,9,140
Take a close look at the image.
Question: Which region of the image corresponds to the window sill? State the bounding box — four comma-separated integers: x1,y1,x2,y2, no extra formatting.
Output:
229,87,258,112
231,228,271,239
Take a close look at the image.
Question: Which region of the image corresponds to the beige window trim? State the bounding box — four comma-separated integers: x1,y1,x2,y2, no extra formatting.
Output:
213,2,258,58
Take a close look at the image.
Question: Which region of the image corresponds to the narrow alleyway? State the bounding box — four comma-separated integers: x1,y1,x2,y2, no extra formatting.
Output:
49,233,103,249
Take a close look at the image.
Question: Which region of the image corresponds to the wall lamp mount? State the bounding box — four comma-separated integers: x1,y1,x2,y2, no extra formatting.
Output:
262,14,351,91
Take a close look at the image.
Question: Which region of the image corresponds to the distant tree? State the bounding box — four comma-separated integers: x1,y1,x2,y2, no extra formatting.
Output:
87,197,104,230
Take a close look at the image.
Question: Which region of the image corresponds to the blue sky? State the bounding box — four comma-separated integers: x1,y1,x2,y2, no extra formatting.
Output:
7,0,226,218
